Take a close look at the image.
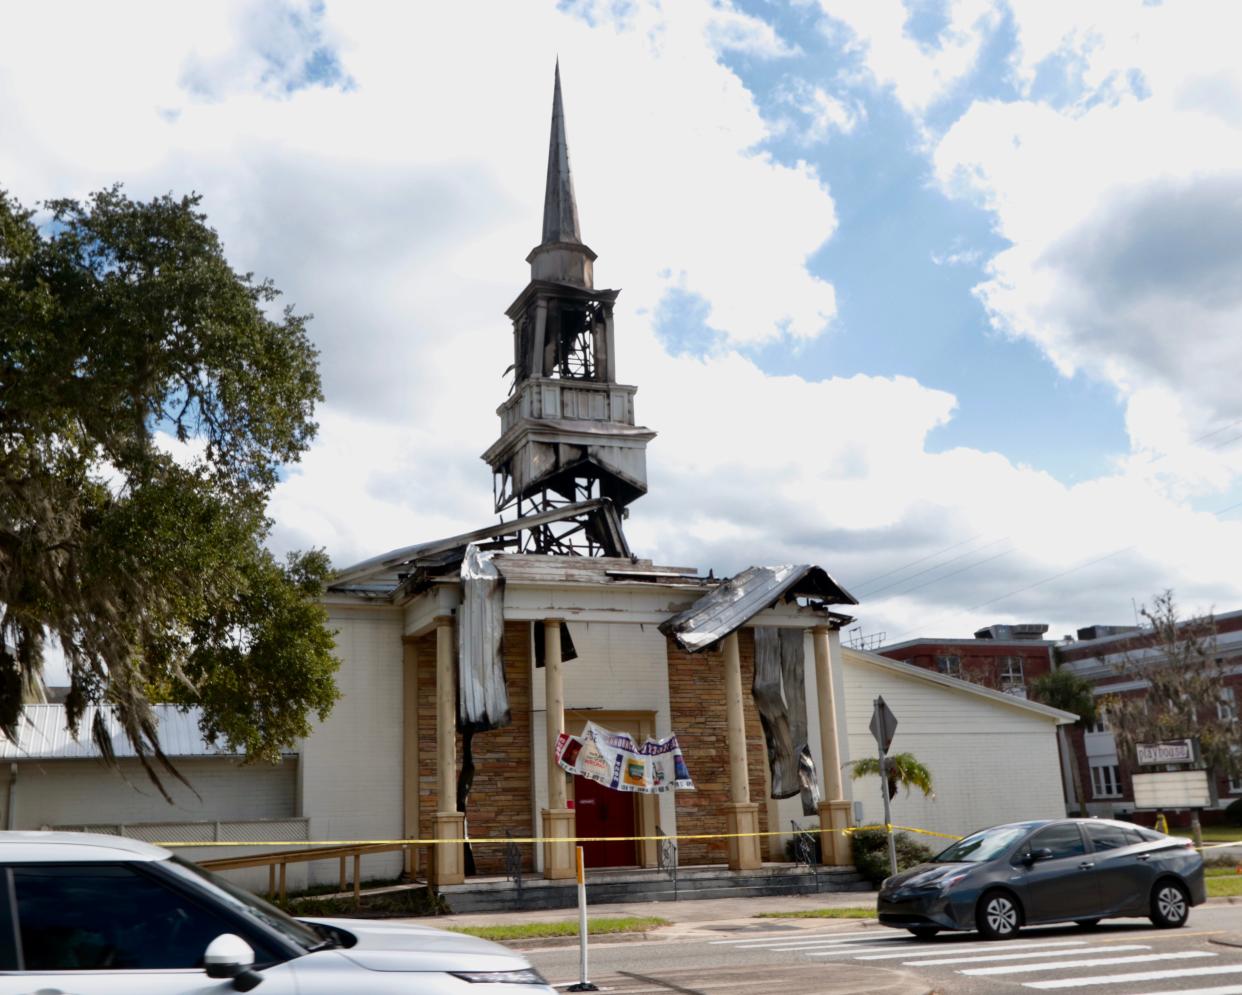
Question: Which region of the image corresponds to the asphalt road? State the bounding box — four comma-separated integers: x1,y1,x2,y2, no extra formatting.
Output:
526,902,1242,995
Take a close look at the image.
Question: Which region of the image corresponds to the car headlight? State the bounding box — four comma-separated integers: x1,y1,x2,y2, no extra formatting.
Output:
449,968,549,984
934,872,968,892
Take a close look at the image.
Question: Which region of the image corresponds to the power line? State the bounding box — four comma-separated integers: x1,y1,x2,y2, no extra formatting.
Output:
836,419,1242,603
882,495,1242,643
857,536,1010,597
850,533,984,590
849,422,1242,616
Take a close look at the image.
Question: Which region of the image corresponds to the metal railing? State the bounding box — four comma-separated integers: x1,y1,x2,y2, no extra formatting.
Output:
656,825,678,901
790,819,819,893
503,829,525,909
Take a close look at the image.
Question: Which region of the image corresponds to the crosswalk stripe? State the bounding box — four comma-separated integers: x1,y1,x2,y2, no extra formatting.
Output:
854,940,1090,960
966,950,1216,977
803,946,910,957
740,935,909,950
896,943,1152,967
1127,986,1242,995
709,931,893,946
1025,964,1242,990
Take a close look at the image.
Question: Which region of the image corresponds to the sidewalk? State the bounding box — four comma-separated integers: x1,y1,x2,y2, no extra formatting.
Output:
405,886,882,932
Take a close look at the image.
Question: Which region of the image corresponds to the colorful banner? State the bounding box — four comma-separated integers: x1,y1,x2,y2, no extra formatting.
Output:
555,721,694,794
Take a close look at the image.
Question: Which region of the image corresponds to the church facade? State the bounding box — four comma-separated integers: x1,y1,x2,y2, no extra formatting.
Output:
303,67,1075,891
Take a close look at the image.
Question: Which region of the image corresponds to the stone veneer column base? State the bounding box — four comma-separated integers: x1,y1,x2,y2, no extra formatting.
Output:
725,801,762,870
430,811,466,886
542,808,576,880
818,799,854,867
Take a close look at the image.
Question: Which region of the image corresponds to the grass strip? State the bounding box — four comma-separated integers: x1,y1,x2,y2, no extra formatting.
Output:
449,915,669,942
754,907,875,919
1207,874,1242,898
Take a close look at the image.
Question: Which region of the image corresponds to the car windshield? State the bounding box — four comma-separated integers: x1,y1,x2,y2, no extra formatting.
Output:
163,856,323,951
932,824,1037,863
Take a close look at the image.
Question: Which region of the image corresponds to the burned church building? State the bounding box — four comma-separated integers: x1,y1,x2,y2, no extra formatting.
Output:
306,67,1073,902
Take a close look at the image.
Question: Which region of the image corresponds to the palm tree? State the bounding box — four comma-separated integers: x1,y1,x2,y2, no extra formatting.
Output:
1030,666,1097,816
846,752,935,799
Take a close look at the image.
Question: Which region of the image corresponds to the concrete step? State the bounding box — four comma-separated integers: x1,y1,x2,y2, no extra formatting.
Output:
439,864,875,914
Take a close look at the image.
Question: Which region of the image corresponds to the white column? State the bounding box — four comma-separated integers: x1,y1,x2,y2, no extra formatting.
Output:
814,624,852,866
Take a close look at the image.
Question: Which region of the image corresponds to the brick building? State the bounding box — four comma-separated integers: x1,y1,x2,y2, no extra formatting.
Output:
879,610,1242,824
1058,610,1242,823
878,623,1058,697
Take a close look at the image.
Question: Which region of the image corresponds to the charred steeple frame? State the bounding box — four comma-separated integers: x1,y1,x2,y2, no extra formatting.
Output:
482,64,655,556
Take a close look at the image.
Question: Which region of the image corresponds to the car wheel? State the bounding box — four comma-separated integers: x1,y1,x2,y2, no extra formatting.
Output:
1150,880,1190,928
907,926,940,940
1074,918,1102,930
977,890,1021,940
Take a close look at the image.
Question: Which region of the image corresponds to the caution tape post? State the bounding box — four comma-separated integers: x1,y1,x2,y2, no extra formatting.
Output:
565,845,597,993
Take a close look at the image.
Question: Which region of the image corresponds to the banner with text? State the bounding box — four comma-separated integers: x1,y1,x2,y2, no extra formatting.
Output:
556,721,695,794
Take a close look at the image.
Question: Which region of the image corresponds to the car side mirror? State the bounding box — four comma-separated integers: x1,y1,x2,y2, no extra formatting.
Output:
1025,847,1054,865
204,933,264,992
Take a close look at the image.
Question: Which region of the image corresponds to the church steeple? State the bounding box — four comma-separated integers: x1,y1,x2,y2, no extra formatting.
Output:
541,61,581,246
527,65,597,290
481,63,655,557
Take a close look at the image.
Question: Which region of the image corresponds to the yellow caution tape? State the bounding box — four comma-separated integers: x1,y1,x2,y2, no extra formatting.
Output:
844,824,963,841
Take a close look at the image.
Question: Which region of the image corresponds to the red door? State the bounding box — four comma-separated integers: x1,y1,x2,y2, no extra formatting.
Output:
573,775,638,868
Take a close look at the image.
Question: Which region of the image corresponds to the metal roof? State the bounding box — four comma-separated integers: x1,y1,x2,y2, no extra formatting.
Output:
329,498,629,595
660,564,859,653
0,705,272,760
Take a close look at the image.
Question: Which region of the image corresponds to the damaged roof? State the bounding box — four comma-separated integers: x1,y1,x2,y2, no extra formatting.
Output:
329,498,630,598
660,564,858,653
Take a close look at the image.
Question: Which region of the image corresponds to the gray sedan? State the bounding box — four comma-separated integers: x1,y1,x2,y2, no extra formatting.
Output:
876,818,1205,941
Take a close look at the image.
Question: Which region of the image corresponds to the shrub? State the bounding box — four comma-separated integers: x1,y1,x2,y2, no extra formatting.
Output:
851,829,935,885
1226,798,1242,828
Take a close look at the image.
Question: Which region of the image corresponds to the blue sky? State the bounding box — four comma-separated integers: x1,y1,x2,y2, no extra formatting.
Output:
5,0,1242,641
661,1,1131,483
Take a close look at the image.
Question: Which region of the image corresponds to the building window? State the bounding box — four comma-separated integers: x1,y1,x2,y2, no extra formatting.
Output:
936,655,961,677
1219,688,1237,723
1085,714,1111,735
998,656,1024,693
1091,762,1122,798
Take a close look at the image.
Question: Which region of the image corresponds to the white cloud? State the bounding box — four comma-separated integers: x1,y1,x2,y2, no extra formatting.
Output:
932,1,1242,477
818,0,1000,115
774,79,863,144
5,0,1242,649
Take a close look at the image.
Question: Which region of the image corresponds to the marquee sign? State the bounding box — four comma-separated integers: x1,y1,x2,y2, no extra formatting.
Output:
1131,769,1211,810
1135,739,1196,766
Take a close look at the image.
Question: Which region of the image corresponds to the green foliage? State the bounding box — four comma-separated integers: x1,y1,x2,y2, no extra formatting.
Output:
1105,592,1238,781
851,829,935,885
0,185,338,787
449,917,669,941
846,752,935,798
1030,666,1098,727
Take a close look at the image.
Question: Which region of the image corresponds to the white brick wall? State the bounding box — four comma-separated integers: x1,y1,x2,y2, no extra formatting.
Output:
300,605,405,884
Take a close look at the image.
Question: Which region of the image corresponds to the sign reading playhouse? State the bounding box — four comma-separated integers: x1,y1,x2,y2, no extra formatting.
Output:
1135,739,1197,766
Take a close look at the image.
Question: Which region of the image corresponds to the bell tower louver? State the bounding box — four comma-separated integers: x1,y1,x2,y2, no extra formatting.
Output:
481,63,655,556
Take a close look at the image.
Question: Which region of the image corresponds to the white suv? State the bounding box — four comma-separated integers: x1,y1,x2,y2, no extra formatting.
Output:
0,832,554,994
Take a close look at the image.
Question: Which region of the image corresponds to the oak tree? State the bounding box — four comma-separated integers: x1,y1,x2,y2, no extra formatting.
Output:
0,186,338,792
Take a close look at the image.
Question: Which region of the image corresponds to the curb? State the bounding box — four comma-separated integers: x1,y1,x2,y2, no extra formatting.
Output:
501,930,662,951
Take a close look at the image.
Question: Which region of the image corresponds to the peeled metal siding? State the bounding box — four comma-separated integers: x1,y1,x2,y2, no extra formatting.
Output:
457,545,511,730
660,564,857,653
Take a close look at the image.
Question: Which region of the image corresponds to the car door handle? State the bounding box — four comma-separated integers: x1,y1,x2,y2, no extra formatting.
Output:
1137,854,1152,862
1078,861,1095,869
